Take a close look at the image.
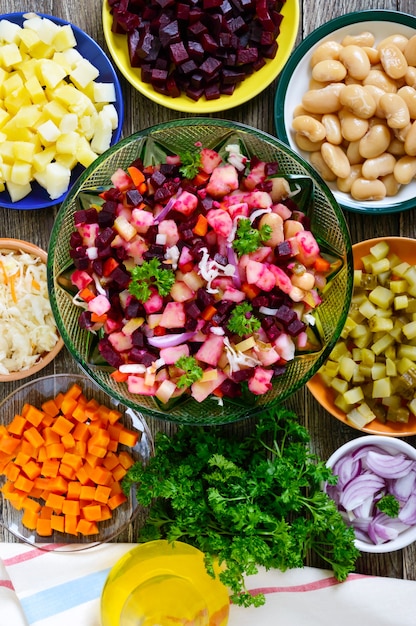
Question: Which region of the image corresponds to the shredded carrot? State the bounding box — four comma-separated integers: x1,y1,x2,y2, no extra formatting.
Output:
0,260,8,284
9,273,17,303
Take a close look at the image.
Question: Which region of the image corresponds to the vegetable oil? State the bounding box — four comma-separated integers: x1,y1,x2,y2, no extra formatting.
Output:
100,540,229,626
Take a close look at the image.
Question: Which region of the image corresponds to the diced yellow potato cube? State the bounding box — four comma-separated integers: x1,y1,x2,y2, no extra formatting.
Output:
12,141,36,163
24,15,60,45
55,131,79,154
90,111,112,154
15,57,38,80
0,43,22,67
59,113,78,133
33,161,70,200
390,279,408,294
53,83,94,116
58,47,83,70
37,119,61,144
76,135,98,167
10,161,32,185
4,88,32,116
8,104,42,129
55,153,77,169
0,107,10,129
52,24,77,52
93,82,116,103
42,99,69,125
70,58,99,89
0,19,21,43
25,75,48,105
2,71,24,96
32,146,56,172
37,58,67,89
0,141,15,162
101,103,118,130
6,179,32,201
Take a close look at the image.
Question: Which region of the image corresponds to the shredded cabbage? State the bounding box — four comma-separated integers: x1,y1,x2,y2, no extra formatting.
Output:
0,249,59,374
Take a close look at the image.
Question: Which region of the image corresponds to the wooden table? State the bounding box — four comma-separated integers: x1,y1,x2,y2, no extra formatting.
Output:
1,0,416,583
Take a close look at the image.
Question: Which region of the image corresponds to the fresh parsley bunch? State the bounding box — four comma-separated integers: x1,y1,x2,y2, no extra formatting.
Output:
123,407,359,608
232,217,272,256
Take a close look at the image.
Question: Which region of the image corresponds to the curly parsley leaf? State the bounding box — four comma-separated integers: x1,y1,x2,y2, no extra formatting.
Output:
232,217,272,256
178,147,202,179
227,301,261,336
128,259,175,302
175,355,203,388
376,494,400,518
123,406,359,608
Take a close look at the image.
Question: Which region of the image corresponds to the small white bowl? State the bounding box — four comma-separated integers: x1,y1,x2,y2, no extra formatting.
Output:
326,435,416,553
274,9,416,214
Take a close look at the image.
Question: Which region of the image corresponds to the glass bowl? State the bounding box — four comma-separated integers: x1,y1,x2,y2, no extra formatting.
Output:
274,9,416,214
102,0,299,114
308,237,416,437
0,238,64,382
47,118,353,425
0,373,153,551
325,435,416,553
0,12,124,210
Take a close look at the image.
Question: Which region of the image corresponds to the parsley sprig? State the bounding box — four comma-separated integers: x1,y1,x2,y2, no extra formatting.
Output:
232,217,272,256
175,355,203,388
128,259,175,302
227,301,261,336
178,147,202,179
376,494,400,518
123,407,359,608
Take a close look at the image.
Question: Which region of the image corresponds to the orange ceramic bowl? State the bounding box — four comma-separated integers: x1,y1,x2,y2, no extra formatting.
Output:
307,237,416,437
0,238,64,382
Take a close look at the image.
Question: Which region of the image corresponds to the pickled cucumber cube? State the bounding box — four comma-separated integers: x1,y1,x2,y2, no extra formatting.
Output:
369,285,394,309
343,386,364,404
369,241,390,260
372,377,391,398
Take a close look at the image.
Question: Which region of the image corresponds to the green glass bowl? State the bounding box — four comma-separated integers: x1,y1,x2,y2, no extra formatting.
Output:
47,118,353,425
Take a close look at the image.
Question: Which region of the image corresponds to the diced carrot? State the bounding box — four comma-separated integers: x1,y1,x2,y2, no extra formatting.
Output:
64,514,78,535
24,427,45,449
14,451,31,467
46,443,65,459
42,427,61,446
61,433,75,449
118,450,135,470
37,446,48,463
78,287,96,302
67,481,82,500
50,514,65,533
62,499,80,517
118,427,139,447
22,497,41,514
112,464,127,482
76,518,98,535
4,462,20,482
41,458,60,478
14,475,35,493
72,422,90,441
110,370,129,383
23,460,42,481
82,503,102,522
75,465,91,486
91,312,108,323
0,434,21,455
94,485,111,504
107,439,118,453
127,165,146,187
59,464,76,481
45,492,65,512
314,255,331,273
103,452,119,471
89,465,112,486
60,396,78,416
24,404,45,428
21,507,38,530
102,257,119,277
193,213,208,236
108,492,127,510
52,415,74,437
36,518,52,536
7,414,26,437
201,304,217,321
61,452,83,471
99,504,112,521
41,398,60,417
241,282,261,300
108,409,123,425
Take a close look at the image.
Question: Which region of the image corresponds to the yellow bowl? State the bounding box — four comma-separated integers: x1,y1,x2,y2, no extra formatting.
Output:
0,238,64,382
307,237,416,437
102,0,299,113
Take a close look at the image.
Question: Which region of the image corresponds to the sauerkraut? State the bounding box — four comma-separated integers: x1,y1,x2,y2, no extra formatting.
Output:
0,248,59,374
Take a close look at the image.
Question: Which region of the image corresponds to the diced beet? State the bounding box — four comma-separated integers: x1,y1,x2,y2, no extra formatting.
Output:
221,67,246,84
187,21,207,37
287,318,306,337
197,287,215,308
187,40,205,61
203,0,222,8
78,310,95,330
199,56,222,77
265,162,279,176
151,67,169,86
275,305,297,328
179,59,198,75
237,47,258,64
69,232,83,249
232,368,254,382
159,20,181,47
96,227,116,249
125,188,143,206
213,252,228,266
227,16,247,34
169,41,189,65
109,266,131,289
200,33,219,55
184,317,198,331
205,83,221,100
130,348,157,367
176,3,190,20
185,301,202,319
97,245,113,259
92,259,104,276
219,379,241,397
74,207,98,226
98,338,124,368
275,240,293,261
132,328,145,347
150,169,166,188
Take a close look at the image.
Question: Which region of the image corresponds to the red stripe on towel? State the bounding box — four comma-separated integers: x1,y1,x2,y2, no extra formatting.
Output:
247,573,372,597
3,544,66,566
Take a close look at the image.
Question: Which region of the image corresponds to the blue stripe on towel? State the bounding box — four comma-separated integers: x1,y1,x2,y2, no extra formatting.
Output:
20,567,111,624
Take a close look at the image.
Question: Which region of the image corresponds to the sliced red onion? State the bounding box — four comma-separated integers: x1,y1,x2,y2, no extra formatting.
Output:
147,331,196,349
339,472,385,511
351,444,387,461
333,455,362,490
352,493,375,519
153,187,182,224
398,494,416,525
389,470,416,502
368,518,401,544
365,450,415,479
226,244,241,288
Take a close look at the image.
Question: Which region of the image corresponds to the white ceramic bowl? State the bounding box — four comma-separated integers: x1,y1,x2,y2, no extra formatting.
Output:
274,10,416,214
325,435,416,553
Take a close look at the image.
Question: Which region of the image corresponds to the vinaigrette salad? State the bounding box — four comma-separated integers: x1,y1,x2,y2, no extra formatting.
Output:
69,142,333,404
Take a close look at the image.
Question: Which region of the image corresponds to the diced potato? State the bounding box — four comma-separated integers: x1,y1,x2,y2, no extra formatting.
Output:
0,13,118,201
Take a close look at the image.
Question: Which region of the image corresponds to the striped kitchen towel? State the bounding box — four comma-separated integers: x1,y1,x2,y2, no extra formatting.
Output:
1,542,416,626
